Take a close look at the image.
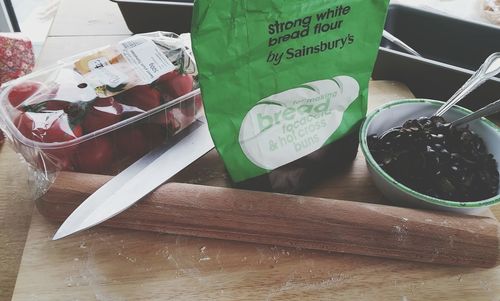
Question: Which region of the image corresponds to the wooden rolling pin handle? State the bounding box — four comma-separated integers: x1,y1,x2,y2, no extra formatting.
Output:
38,172,500,268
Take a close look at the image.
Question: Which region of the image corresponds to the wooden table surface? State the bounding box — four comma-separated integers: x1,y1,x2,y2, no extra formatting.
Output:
0,1,499,300
0,1,130,299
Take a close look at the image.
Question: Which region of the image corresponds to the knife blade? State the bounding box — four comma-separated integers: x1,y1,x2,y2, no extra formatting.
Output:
53,118,215,240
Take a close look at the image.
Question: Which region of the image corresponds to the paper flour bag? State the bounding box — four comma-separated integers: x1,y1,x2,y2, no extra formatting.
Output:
192,0,389,193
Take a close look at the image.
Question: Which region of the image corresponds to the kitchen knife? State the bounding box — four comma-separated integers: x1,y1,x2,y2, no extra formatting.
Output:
53,118,215,240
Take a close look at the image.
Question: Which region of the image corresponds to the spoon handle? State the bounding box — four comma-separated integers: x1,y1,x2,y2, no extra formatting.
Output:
382,30,422,57
435,52,500,117
451,98,500,127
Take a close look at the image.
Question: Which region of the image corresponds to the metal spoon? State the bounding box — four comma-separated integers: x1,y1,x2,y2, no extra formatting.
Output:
382,30,422,57
375,52,500,140
449,98,500,128
434,52,500,117
377,98,500,140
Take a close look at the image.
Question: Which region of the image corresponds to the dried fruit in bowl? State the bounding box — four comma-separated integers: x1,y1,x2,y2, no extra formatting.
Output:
368,116,499,202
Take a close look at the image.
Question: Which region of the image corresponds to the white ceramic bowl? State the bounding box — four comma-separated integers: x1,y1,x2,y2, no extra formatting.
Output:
360,99,500,214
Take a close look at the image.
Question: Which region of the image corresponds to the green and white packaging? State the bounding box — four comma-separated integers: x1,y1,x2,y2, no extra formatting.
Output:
192,0,389,184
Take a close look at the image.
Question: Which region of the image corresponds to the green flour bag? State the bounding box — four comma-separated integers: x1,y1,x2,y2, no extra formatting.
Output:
192,0,389,193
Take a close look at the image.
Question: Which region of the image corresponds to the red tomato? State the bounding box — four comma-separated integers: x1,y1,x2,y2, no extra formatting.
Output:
167,110,182,134
15,111,82,170
15,111,82,143
75,136,114,174
180,94,203,118
150,109,181,134
120,103,146,120
141,123,166,149
194,94,203,110
23,100,71,113
41,100,71,112
82,97,123,133
7,81,45,108
114,123,168,162
156,70,193,99
114,126,149,161
118,85,161,111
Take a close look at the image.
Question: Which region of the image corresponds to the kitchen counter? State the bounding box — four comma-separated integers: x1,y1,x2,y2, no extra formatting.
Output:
1,1,499,300
0,1,130,299
392,0,498,27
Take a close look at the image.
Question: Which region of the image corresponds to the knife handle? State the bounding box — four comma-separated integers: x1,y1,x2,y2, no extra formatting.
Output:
38,172,500,268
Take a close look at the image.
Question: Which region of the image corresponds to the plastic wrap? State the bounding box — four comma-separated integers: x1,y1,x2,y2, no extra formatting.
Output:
0,32,203,197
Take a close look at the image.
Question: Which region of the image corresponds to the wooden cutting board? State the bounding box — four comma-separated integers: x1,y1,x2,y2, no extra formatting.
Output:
11,81,500,300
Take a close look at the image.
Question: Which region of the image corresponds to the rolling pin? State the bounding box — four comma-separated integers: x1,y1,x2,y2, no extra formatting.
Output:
38,172,500,268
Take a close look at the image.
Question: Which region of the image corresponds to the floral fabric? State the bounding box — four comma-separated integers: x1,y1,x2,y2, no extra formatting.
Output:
0,33,35,85
0,33,35,144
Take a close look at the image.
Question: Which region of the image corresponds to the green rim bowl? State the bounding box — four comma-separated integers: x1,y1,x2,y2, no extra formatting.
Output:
360,99,500,214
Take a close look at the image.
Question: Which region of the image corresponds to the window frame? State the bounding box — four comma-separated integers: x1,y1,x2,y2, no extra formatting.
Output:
0,0,20,32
